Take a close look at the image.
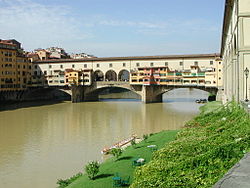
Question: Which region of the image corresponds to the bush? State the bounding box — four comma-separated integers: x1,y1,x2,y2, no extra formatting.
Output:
143,134,149,141
131,139,136,148
110,148,123,160
131,102,250,188
85,161,100,180
57,172,82,187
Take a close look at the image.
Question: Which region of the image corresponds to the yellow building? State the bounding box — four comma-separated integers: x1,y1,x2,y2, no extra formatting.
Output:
16,52,32,90
0,40,31,91
65,69,92,86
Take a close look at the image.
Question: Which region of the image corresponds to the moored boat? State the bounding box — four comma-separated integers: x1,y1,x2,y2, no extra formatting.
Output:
101,134,137,154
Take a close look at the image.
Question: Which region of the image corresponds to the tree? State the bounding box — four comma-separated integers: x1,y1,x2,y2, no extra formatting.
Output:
110,148,123,160
85,161,100,180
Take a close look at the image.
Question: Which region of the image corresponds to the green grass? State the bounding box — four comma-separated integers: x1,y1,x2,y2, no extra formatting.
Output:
66,130,178,188
131,101,250,188
199,101,222,114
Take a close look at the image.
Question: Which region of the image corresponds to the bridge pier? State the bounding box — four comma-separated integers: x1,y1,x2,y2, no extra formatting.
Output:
71,86,84,103
71,85,99,102
216,87,224,101
141,85,163,103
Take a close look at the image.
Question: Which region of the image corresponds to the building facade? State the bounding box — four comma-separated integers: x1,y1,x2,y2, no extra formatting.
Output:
0,41,31,91
32,53,222,89
221,0,250,102
65,69,92,86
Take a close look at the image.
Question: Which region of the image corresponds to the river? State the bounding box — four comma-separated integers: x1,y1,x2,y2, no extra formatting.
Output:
0,88,207,188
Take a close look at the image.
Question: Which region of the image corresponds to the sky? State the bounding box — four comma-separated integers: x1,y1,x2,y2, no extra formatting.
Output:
0,0,225,57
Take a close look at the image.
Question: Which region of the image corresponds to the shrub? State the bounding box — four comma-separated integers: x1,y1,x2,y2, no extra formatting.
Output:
131,139,136,148
143,134,149,141
57,172,82,187
149,133,154,137
85,161,100,180
110,148,123,160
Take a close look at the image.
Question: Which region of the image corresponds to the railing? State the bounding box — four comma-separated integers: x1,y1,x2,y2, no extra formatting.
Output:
96,81,129,86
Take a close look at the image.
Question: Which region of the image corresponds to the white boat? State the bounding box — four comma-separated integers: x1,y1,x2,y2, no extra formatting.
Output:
101,134,137,154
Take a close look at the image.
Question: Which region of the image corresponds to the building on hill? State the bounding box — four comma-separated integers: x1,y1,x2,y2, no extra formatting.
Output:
221,0,250,102
46,47,70,59
70,53,96,59
34,49,51,61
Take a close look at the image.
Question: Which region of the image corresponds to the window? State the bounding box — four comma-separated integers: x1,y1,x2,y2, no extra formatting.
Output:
72,64,75,68
44,71,47,75
194,61,198,66
150,62,154,67
109,63,112,67
136,63,140,67
210,61,213,65
219,62,221,64
60,65,63,69
84,64,87,68
96,64,100,68
180,62,183,66
165,62,168,66
123,63,126,67
219,77,221,80
35,65,38,69
49,65,52,68
219,69,221,72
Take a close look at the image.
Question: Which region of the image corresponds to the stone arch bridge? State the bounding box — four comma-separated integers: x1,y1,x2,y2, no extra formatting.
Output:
59,81,220,103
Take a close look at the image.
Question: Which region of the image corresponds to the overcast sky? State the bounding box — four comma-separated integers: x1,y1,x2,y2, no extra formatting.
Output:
0,0,225,57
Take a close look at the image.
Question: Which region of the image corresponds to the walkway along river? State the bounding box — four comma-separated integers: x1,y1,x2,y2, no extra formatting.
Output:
0,88,207,188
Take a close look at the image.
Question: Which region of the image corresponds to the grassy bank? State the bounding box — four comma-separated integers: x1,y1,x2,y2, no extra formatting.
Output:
64,130,178,188
199,101,222,114
131,101,250,187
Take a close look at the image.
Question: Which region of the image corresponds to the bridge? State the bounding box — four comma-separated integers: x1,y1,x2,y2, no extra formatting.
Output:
66,81,220,103
32,53,223,103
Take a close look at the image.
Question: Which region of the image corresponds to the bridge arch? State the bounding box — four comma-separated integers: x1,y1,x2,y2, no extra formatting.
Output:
84,85,141,101
93,70,104,81
118,69,130,81
153,86,218,103
105,70,117,81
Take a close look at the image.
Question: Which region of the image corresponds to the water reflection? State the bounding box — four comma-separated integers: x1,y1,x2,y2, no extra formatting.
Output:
0,88,207,188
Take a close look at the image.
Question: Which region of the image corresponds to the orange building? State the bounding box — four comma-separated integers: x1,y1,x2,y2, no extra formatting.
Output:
0,40,31,91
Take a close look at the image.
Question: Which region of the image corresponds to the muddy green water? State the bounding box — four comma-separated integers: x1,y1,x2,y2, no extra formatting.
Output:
0,89,207,188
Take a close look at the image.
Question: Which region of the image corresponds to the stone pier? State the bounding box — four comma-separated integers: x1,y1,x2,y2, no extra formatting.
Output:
141,85,163,103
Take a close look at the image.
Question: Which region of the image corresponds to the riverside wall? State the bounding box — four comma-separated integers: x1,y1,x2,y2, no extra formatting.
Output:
0,88,70,103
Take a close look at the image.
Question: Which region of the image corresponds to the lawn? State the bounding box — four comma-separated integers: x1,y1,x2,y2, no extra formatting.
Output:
66,130,178,188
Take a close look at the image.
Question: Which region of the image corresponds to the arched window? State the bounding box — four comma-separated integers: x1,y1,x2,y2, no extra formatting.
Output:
105,70,117,81
118,70,130,81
